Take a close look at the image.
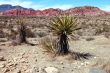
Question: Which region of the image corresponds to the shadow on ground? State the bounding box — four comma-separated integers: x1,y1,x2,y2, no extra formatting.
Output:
70,51,93,60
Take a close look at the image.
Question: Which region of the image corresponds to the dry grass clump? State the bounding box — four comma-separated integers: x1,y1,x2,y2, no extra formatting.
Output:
86,37,95,41
0,29,5,38
25,28,35,38
35,31,48,38
41,36,58,54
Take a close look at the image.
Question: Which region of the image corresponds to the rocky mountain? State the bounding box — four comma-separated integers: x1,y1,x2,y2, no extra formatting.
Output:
65,6,109,16
1,9,36,16
0,8,63,16
0,4,33,12
0,4,109,16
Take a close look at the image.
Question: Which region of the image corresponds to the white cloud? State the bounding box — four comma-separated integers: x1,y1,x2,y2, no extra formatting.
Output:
101,5,110,11
40,4,74,10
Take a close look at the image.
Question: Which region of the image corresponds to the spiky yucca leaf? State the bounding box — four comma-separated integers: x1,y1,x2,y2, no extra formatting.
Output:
16,19,25,25
49,15,77,35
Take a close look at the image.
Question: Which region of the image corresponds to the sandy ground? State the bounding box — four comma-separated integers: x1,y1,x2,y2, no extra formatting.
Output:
0,35,110,73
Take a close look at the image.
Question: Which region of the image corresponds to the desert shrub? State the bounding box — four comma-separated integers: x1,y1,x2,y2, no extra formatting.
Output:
86,37,95,41
35,31,48,38
0,29,5,38
41,36,57,54
10,19,29,45
25,28,35,38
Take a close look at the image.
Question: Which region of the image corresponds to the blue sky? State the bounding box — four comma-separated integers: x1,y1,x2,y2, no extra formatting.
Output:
0,0,110,11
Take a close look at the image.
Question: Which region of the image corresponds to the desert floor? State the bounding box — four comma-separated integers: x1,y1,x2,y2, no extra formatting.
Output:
0,35,110,73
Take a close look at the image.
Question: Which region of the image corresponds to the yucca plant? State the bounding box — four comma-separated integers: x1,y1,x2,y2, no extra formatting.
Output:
49,15,78,55
16,19,27,44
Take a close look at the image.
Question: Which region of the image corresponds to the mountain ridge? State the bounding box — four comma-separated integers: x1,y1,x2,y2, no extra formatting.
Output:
0,4,109,16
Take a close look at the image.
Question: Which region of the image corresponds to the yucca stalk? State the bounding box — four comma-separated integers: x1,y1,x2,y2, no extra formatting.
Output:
17,19,27,43
49,15,77,55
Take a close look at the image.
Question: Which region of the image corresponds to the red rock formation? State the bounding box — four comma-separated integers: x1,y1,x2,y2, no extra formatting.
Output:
65,6,109,16
41,8,63,16
1,9,37,16
0,8,63,16
0,6,109,16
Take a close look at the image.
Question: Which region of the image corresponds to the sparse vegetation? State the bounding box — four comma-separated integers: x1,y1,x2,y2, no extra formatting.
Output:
41,36,57,54
16,19,27,43
0,16,110,73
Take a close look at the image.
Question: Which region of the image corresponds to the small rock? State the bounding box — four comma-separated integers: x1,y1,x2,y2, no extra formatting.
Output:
0,56,6,61
39,67,46,73
60,62,63,65
35,59,37,62
85,61,90,65
4,68,10,73
94,57,97,59
17,70,21,73
45,67,59,73
7,62,17,67
81,63,84,66
0,62,5,68
73,66,77,69
13,56,22,62
32,67,46,73
62,66,65,69
32,67,39,73
77,66,81,69
20,58,28,63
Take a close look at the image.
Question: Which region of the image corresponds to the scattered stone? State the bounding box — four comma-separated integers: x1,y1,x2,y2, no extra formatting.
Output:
62,66,65,69
81,63,84,66
94,57,97,59
35,59,37,62
45,67,59,73
73,66,77,69
60,62,63,65
0,56,6,61
20,58,28,63
0,62,5,68
7,62,17,67
84,61,90,65
16,70,21,73
32,67,46,73
13,69,21,73
4,68,10,73
77,66,81,69
39,67,46,73
32,66,39,73
89,68,107,73
86,37,95,41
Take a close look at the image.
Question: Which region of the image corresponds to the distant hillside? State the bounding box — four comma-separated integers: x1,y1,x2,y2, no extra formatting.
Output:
0,4,109,16
65,6,109,16
0,4,33,12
